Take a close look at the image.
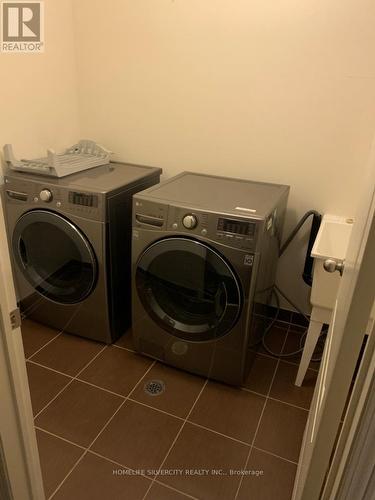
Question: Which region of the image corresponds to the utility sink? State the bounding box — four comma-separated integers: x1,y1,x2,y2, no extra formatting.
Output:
310,215,353,310
311,215,353,261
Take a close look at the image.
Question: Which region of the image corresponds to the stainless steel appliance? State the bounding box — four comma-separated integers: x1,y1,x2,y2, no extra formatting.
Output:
132,172,289,384
3,162,161,343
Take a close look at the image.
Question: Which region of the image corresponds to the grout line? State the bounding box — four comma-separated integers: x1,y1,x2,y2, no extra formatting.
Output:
112,343,136,354
48,449,87,499
240,387,310,413
153,479,200,500
281,358,320,372
27,360,74,379
35,426,86,451
25,306,86,360
127,397,185,422
75,378,127,399
27,331,63,360
33,344,108,420
33,379,73,421
48,360,157,499
251,446,299,465
234,324,290,499
186,420,252,447
141,379,209,500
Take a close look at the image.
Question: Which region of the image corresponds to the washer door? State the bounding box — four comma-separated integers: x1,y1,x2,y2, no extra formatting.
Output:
136,237,242,341
12,210,97,304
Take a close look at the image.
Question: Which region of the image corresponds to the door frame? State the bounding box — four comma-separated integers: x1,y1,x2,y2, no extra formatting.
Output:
328,316,375,499
0,192,45,500
292,137,375,499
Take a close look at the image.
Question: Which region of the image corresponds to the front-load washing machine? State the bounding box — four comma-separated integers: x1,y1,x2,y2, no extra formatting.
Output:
3,162,161,343
132,172,289,385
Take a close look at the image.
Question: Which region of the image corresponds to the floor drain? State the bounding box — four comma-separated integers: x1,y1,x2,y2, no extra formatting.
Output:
144,379,165,396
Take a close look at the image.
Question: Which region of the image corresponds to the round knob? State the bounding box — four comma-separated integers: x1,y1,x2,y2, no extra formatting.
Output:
182,214,198,229
323,258,344,276
39,189,53,202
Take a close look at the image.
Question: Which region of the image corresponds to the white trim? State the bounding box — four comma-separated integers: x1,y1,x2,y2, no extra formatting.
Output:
323,304,375,499
0,190,45,499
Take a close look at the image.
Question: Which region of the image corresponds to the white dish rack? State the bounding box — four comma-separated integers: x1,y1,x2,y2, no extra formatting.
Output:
3,140,112,178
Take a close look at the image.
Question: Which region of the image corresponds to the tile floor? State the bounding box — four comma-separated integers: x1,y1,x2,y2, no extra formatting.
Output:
22,318,320,500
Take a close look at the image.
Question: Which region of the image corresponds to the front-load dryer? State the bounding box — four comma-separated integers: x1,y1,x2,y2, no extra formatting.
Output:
132,172,289,385
3,162,161,343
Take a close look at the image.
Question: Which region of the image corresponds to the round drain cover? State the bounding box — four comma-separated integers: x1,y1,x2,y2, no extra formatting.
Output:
144,379,165,396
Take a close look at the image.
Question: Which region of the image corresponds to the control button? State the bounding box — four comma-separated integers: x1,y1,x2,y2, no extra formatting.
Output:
201,228,207,236
182,214,198,229
33,196,39,203
40,189,53,202
217,233,223,239
172,222,178,229
225,234,234,239
235,236,243,241
56,201,62,208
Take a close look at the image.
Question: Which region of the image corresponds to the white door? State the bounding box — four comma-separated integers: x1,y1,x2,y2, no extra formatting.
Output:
292,145,375,499
0,189,45,499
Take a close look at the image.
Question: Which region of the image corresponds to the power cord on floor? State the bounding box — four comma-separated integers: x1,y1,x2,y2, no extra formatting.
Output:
260,210,327,361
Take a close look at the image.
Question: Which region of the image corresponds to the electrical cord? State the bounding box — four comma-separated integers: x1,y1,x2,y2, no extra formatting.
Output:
261,210,327,360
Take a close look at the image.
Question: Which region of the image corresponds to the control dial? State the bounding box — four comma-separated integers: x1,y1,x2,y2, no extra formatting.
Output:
39,189,53,202
182,214,198,229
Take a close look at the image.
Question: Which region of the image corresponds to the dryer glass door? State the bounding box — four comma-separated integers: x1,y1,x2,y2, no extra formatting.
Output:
13,210,97,304
136,237,242,341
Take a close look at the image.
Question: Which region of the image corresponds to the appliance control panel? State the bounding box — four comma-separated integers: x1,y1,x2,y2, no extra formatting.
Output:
4,177,103,221
167,206,259,251
132,198,261,251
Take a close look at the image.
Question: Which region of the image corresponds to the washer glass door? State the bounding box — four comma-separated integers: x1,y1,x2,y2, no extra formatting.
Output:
13,210,97,304
136,237,242,341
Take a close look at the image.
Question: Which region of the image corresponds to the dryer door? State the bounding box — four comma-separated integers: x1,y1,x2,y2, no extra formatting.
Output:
12,210,97,304
136,237,242,341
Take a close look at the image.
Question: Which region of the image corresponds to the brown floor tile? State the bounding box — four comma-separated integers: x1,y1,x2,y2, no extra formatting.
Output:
26,362,71,416
189,381,265,443
237,448,297,500
162,423,249,500
36,429,84,498
131,363,205,418
243,354,278,395
270,361,317,409
115,329,136,351
92,400,182,472
30,333,104,376
282,327,323,369
255,399,308,462
146,482,190,500
21,319,60,358
52,452,150,500
35,380,123,447
291,312,310,327
78,346,153,396
259,325,288,357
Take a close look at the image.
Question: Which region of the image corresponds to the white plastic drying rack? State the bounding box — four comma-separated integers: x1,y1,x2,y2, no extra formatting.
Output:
3,140,112,178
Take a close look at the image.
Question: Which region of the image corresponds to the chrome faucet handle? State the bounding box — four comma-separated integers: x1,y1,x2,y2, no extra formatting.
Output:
323,258,344,276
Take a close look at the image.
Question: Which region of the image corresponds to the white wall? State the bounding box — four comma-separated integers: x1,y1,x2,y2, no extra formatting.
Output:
0,0,79,163
73,0,375,312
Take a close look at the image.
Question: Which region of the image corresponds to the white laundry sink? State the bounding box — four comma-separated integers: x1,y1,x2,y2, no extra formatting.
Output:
310,215,353,310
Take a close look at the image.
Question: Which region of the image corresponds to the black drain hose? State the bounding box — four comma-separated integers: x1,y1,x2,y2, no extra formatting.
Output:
279,210,322,287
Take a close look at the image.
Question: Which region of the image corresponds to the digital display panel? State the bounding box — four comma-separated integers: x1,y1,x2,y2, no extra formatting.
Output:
217,218,255,236
69,191,98,207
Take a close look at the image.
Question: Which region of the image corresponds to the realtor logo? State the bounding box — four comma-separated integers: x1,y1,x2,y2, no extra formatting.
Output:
1,1,44,52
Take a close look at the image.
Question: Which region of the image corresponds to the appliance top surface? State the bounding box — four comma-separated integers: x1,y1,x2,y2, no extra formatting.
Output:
137,171,289,217
5,161,162,193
